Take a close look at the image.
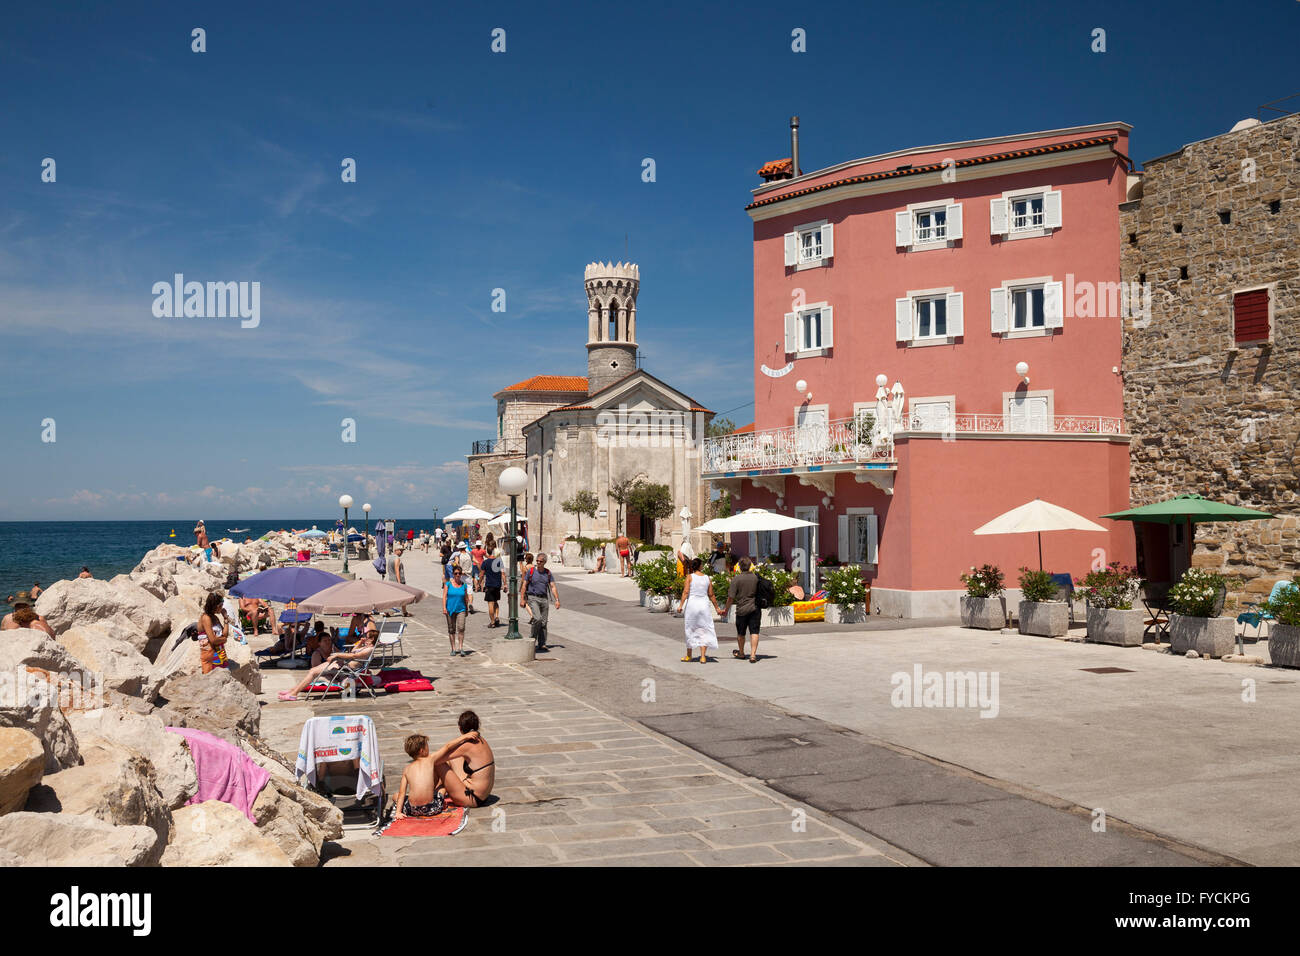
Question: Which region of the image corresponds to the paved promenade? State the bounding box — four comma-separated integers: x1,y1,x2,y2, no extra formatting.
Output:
258,551,905,866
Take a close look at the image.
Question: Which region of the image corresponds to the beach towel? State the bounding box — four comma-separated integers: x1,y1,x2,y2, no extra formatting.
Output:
295,715,383,802
384,677,435,693
380,806,468,837
165,726,270,822
376,668,422,684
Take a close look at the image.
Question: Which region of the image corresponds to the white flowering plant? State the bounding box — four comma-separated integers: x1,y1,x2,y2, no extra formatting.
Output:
1168,567,1227,618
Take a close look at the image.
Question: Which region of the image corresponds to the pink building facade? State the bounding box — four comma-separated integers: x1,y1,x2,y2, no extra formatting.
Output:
706,123,1140,616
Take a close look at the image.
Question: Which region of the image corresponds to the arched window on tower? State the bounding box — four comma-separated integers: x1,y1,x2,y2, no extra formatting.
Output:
608,299,619,342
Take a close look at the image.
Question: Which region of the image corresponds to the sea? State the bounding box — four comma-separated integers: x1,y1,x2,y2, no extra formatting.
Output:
0,519,439,606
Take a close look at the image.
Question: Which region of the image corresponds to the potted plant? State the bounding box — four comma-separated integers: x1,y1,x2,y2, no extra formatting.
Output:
1078,562,1144,646
1017,567,1068,637
959,564,1006,629
560,536,581,566
824,564,869,623
767,552,785,571
754,563,797,627
1168,567,1232,657
633,554,680,612
1261,575,1300,668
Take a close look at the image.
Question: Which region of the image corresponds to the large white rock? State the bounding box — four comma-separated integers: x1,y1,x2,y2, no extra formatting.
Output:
58,624,158,700
0,812,165,866
66,709,196,809
35,578,170,650
0,697,81,773
26,743,171,841
134,544,191,572
157,669,261,739
251,775,345,866
162,801,292,866
129,561,181,601
0,728,44,815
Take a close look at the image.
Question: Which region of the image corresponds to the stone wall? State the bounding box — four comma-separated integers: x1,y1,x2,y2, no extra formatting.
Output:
1120,114,1299,608
466,452,522,514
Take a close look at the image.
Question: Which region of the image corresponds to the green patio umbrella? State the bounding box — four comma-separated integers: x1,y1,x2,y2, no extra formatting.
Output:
1101,493,1275,562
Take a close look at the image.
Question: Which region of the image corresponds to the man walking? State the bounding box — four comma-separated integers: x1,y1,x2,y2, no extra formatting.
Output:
616,531,633,577
722,556,761,663
524,553,560,651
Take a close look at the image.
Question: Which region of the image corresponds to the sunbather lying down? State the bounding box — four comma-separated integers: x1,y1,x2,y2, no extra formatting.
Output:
277,628,377,701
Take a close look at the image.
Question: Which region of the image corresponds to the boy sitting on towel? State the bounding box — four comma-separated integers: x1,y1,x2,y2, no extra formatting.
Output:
394,731,481,819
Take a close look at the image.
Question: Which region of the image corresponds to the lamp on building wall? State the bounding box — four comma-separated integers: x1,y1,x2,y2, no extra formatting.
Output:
875,374,888,389
795,379,811,401
1016,361,1030,385
775,497,785,510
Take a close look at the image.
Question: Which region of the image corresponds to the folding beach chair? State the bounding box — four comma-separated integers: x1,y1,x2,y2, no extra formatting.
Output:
1238,580,1296,641
1048,573,1077,625
376,620,407,666
304,641,380,701
294,714,385,830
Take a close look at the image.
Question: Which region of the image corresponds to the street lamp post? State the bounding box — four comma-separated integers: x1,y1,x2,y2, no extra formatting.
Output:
498,467,529,642
339,494,353,575
363,502,371,552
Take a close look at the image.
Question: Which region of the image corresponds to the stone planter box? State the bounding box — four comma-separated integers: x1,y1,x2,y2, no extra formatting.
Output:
560,540,581,567
1018,601,1069,638
1169,614,1236,658
825,602,868,624
960,595,1006,630
762,606,795,627
1269,623,1300,668
581,550,600,571
647,593,672,613
1085,606,1144,646
638,589,648,607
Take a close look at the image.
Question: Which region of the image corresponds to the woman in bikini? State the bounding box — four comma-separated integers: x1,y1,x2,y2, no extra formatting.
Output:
278,626,378,701
436,710,495,808
198,591,230,674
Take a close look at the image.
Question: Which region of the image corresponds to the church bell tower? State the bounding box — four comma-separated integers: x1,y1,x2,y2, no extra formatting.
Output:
584,261,639,395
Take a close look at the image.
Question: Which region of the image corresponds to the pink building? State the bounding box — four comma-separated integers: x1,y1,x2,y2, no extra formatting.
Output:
707,121,1140,616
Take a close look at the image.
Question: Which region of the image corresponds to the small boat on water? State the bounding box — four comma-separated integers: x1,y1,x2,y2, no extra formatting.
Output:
227,528,250,534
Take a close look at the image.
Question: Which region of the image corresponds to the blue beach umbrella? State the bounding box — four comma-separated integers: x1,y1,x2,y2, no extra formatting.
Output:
299,529,327,539
229,566,346,603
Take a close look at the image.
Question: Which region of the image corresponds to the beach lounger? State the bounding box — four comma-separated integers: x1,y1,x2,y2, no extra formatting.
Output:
376,620,407,665
294,714,385,830
304,641,380,701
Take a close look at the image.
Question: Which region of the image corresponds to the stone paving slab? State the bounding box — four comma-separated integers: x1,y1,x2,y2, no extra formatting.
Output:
256,551,908,867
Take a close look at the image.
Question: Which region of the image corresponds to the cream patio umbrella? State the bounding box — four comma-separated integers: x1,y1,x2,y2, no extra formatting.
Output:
972,498,1107,571
697,508,816,534
443,505,496,522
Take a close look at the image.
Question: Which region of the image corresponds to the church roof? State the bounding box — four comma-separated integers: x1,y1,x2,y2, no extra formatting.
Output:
501,374,589,393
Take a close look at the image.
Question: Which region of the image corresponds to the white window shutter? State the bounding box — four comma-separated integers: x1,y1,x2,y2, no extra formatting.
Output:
866,514,878,565
821,306,833,348
895,211,912,248
946,203,963,240
1044,281,1064,328
1044,190,1062,230
784,232,798,266
990,198,1008,236
990,287,1008,333
895,297,912,342
1029,396,1050,432
821,222,834,259
837,515,850,563
784,312,798,353
1008,396,1028,432
748,532,757,559
946,292,964,337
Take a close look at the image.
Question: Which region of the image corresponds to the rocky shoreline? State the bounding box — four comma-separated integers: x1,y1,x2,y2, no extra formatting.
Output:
0,535,344,866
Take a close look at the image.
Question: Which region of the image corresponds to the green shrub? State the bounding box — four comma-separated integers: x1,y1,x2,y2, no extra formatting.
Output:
754,563,797,606
1075,562,1140,610
960,564,1005,598
633,553,682,596
1261,576,1300,626
710,571,730,604
572,536,612,555
1168,567,1227,617
822,565,867,605
1018,567,1059,603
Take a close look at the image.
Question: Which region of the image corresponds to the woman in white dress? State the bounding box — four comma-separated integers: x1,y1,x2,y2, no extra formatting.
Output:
680,557,722,663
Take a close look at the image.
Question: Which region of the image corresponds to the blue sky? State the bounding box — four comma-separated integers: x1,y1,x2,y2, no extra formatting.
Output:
1,0,1295,520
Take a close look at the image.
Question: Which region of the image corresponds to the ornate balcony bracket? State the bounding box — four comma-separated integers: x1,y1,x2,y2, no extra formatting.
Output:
798,472,837,497
751,475,787,497
710,478,743,500
853,470,895,495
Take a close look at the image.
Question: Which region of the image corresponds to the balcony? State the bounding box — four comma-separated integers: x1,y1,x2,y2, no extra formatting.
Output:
470,437,524,456
702,412,1127,484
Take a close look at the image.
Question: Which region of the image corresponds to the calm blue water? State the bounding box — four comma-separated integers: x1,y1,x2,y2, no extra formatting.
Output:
0,519,437,606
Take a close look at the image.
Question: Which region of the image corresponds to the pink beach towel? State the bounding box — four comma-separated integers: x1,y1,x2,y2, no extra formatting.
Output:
166,726,271,822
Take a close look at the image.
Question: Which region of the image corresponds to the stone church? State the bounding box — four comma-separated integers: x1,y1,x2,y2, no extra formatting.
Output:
466,261,713,554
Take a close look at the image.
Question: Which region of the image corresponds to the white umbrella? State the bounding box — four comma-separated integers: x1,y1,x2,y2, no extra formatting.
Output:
972,498,1107,570
444,505,495,522
697,508,816,534
487,510,528,527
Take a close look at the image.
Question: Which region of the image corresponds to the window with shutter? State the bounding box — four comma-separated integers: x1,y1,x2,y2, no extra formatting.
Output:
841,510,876,565
990,288,1008,333
895,210,912,248
1233,288,1271,344
791,220,831,268
911,400,954,432
1007,393,1051,433
784,312,798,354
784,232,798,267
896,298,912,341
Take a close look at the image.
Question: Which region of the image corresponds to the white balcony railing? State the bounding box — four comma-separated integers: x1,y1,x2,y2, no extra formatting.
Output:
703,413,1126,474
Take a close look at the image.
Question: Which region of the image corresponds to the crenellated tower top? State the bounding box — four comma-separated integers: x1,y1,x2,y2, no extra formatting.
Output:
585,261,640,394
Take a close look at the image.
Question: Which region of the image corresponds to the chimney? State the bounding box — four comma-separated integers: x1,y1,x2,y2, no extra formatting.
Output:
790,115,800,177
